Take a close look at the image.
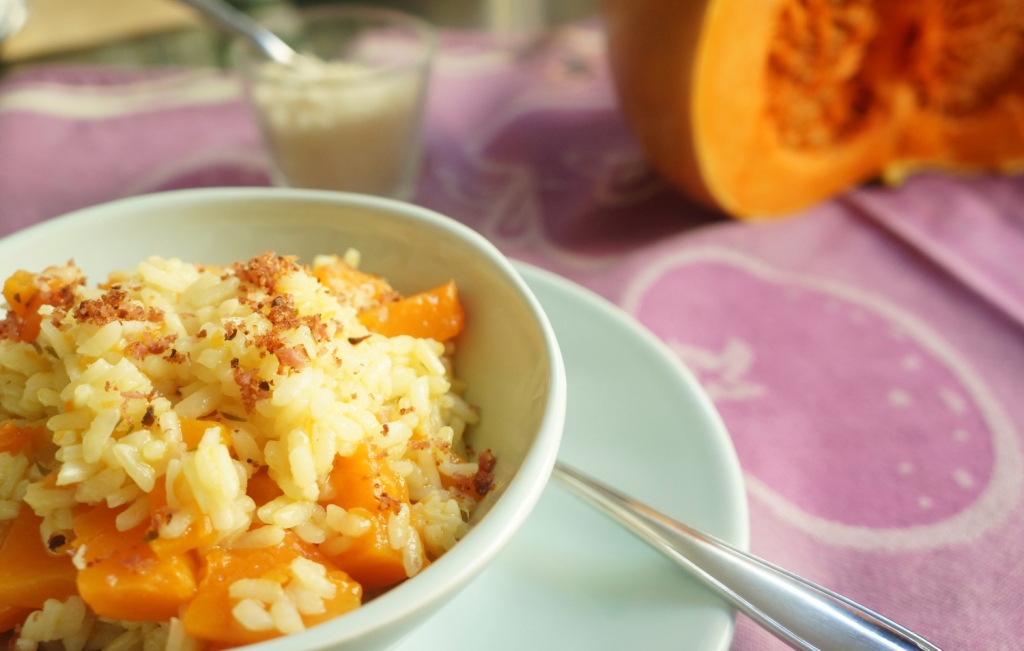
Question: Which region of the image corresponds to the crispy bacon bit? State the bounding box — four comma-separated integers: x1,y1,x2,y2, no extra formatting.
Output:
453,475,474,495
473,449,496,497
196,329,208,339
264,294,301,330
0,316,18,340
141,406,156,427
165,348,185,364
377,490,402,514
224,322,238,341
233,367,271,412
473,472,494,497
47,309,66,329
73,289,164,326
303,314,329,343
124,334,177,360
253,331,279,352
477,449,496,474
450,448,497,498
275,345,310,372
232,252,300,292
54,283,79,306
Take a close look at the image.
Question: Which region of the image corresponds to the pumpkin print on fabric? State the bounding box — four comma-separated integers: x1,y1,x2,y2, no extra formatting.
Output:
622,247,1022,551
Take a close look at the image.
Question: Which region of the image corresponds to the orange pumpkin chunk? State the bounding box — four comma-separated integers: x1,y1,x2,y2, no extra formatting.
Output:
179,418,231,450
183,533,361,647
321,448,427,591
0,507,77,609
313,258,399,310
323,507,426,591
358,280,465,342
72,504,198,622
247,467,285,508
3,270,39,320
2,268,69,342
0,605,32,634
146,481,219,560
325,444,408,513
0,421,44,456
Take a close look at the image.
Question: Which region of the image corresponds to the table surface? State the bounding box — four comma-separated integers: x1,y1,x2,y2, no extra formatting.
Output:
2,17,1023,651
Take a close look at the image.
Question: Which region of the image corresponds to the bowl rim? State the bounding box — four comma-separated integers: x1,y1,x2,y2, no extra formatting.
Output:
0,187,567,649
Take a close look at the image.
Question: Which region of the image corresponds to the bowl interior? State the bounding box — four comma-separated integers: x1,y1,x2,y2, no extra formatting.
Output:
0,188,565,649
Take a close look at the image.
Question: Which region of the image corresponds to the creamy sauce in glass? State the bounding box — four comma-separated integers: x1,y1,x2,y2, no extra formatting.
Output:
251,58,425,199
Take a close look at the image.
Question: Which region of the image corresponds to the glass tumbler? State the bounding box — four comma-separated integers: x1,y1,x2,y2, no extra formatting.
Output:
234,5,435,200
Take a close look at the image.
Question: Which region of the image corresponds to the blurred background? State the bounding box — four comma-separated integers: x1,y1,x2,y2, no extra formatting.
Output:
0,0,601,69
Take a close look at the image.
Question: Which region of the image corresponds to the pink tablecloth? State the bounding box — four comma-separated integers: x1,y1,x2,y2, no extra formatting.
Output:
2,24,1023,651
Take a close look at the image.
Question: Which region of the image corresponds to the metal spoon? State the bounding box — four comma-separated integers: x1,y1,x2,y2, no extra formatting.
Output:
551,462,942,651
176,0,300,65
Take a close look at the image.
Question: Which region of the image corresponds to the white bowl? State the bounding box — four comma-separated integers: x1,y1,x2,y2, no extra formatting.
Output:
0,187,566,650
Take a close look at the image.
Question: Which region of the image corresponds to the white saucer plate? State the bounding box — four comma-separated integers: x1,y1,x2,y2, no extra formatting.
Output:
397,262,749,650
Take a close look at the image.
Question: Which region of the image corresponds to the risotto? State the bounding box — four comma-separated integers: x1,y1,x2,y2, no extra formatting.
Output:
0,251,491,650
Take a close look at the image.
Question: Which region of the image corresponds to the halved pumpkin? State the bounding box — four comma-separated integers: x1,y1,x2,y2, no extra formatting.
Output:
604,0,1024,219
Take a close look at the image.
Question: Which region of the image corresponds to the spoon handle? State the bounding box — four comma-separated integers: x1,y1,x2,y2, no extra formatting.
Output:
176,0,296,64
551,462,942,651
